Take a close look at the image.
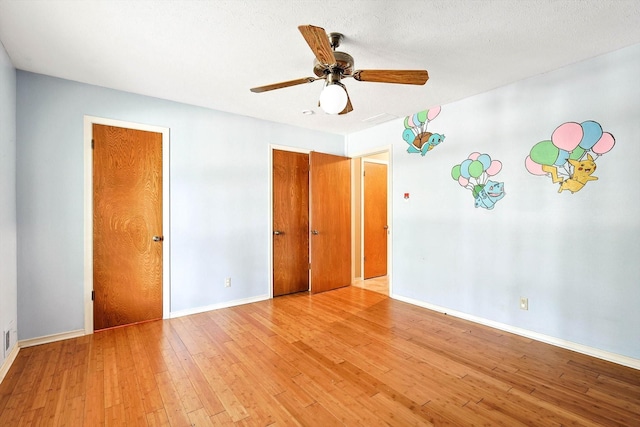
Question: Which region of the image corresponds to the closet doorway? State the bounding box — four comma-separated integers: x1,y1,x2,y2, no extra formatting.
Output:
272,149,351,296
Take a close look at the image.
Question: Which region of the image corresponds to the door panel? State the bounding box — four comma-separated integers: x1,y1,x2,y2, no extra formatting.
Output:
273,150,309,296
93,124,163,330
364,162,388,279
310,152,351,293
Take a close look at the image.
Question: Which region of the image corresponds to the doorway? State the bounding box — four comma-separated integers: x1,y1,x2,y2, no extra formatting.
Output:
83,116,171,334
352,149,391,295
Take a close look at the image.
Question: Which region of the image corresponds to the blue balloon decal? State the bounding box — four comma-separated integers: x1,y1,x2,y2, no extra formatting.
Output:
413,113,422,127
579,120,603,150
554,149,570,166
477,154,491,170
460,159,472,178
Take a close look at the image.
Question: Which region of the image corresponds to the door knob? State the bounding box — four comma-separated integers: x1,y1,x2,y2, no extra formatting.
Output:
153,236,164,242
311,230,319,235
273,230,284,235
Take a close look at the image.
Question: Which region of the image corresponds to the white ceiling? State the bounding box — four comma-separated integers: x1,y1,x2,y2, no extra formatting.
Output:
1,0,639,135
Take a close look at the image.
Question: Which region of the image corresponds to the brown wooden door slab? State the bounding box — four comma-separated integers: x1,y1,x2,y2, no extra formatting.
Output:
273,150,309,296
364,162,388,279
93,124,163,330
310,151,351,293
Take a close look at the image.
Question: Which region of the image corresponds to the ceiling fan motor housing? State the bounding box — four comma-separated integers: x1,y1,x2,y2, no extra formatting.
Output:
313,51,354,78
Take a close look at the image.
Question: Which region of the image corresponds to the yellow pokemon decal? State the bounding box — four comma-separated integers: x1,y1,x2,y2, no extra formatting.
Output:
525,120,615,194
558,154,598,193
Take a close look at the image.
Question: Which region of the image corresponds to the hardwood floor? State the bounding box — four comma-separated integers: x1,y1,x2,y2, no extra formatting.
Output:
352,275,389,295
1,286,639,426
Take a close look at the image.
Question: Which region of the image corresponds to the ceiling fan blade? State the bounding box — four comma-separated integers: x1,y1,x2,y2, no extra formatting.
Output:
250,77,318,93
353,69,429,85
298,25,336,66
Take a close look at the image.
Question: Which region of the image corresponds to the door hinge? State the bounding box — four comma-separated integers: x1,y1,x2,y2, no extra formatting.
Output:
91,139,95,149
91,290,95,301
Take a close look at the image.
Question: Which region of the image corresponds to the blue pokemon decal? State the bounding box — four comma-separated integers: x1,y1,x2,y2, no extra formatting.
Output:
452,153,505,210
474,180,505,210
401,106,445,156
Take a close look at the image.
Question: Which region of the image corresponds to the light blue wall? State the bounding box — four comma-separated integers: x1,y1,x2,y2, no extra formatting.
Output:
0,41,17,364
16,72,344,340
13,43,640,361
348,43,640,359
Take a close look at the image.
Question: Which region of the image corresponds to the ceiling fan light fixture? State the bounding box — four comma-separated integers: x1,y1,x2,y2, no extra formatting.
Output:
319,82,348,115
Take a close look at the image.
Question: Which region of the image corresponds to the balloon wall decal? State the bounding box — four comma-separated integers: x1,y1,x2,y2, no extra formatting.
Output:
401,106,445,156
525,120,615,193
451,153,505,210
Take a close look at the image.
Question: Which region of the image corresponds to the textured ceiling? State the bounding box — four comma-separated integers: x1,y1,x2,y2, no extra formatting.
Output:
1,0,639,135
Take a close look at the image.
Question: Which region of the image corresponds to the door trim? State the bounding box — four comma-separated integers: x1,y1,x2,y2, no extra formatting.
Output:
349,145,393,296
269,144,311,298
83,116,171,334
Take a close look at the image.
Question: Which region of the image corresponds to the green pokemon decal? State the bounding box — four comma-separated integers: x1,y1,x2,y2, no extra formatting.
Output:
452,153,505,210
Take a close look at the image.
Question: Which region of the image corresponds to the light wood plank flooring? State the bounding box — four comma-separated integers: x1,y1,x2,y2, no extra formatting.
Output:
1,286,639,426
352,275,389,295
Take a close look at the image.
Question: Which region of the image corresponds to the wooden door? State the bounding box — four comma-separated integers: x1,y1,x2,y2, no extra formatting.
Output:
364,161,388,279
272,150,309,296
93,124,163,330
310,152,351,293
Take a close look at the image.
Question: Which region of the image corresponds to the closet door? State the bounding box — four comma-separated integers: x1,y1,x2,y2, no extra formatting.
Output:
309,151,351,293
272,150,309,296
364,161,388,279
93,124,163,330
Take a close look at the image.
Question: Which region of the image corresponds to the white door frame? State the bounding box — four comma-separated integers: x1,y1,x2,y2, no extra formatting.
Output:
83,116,171,334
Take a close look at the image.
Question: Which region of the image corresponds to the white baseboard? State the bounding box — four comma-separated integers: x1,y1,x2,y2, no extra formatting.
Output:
170,294,270,319
392,294,640,371
12,294,271,351
18,329,86,349
0,344,20,384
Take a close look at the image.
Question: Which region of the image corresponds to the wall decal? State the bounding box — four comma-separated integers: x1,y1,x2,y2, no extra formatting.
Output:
451,153,505,210
525,120,615,193
401,106,445,156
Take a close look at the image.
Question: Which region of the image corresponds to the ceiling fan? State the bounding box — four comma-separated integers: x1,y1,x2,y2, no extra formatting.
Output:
250,25,429,115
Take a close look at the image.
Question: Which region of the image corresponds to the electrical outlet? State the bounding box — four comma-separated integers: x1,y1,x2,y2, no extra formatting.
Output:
520,297,529,310
225,277,231,288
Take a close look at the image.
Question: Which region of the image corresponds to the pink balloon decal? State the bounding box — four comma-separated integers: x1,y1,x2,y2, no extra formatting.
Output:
458,176,469,187
525,156,545,175
551,122,583,151
592,132,615,155
468,152,480,160
427,106,441,121
486,160,502,176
